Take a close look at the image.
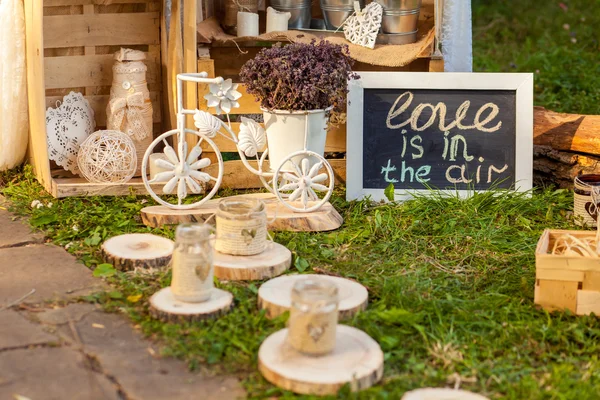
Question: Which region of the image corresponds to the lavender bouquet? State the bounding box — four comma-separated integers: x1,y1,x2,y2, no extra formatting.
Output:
239,41,359,114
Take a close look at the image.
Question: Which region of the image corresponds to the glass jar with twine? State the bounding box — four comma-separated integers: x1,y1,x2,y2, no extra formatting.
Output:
215,198,268,256
287,278,339,355
170,223,214,303
574,174,600,227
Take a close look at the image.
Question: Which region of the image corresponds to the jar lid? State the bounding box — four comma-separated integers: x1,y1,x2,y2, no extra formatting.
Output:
114,48,147,62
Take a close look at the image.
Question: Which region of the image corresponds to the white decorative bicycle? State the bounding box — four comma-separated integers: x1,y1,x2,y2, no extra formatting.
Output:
141,73,335,213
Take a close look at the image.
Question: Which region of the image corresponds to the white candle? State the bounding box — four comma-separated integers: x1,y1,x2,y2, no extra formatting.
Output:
149,153,170,180
237,11,259,37
266,7,291,33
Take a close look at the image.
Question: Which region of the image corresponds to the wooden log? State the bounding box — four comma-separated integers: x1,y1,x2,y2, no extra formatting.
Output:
214,242,291,281
401,388,489,400
533,145,600,188
149,287,233,322
101,233,174,271
258,325,383,395
534,107,600,156
257,274,369,319
141,193,344,232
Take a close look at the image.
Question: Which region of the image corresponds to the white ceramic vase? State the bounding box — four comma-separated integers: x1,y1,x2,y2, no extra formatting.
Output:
262,107,331,172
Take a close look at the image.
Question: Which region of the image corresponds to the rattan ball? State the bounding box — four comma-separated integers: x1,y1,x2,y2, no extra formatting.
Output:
77,130,137,183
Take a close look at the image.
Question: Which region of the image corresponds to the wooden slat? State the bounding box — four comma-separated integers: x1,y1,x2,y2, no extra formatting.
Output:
535,269,584,282
45,0,154,6
576,290,600,316
200,123,347,153
203,159,347,190
534,280,578,313
53,177,163,198
44,12,159,48
44,53,159,89
25,0,54,194
183,0,198,149
583,272,600,291
45,92,162,126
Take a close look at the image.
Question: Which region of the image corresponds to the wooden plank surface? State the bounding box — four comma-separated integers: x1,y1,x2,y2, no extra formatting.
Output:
534,280,578,313
44,12,159,48
45,0,155,5
183,0,198,149
44,53,159,89
576,290,600,315
25,0,54,194
53,177,164,197
45,92,162,126
534,107,600,156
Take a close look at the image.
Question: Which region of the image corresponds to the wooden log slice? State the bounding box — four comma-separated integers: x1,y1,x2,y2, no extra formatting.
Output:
258,274,368,320
258,325,384,396
149,287,233,323
401,388,490,400
141,193,344,232
101,233,174,271
214,242,291,281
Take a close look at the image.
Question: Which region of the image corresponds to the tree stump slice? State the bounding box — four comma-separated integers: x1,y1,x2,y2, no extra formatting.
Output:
401,388,490,400
258,325,384,395
214,242,291,281
141,193,343,232
101,233,174,271
258,274,368,319
149,287,233,323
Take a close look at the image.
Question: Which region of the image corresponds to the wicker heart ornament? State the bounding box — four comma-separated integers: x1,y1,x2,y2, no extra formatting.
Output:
343,1,383,49
46,92,95,174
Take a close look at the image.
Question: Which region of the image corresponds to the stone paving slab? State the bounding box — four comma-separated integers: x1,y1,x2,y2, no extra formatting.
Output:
0,346,120,400
0,310,58,350
0,209,44,249
46,304,245,400
0,244,107,307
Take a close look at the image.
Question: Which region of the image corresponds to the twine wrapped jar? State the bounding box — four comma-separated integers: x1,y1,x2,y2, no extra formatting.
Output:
106,48,153,175
170,223,214,303
215,198,267,256
574,174,600,227
287,278,339,355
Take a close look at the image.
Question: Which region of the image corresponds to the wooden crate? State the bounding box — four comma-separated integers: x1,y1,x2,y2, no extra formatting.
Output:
534,229,600,315
24,0,197,197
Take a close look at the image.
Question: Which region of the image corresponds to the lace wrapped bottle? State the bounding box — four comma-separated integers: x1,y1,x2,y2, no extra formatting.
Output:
106,48,153,175
287,278,339,355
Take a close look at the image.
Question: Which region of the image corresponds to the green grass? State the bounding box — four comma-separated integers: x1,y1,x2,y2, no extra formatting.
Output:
473,0,600,114
3,167,600,399
2,2,600,398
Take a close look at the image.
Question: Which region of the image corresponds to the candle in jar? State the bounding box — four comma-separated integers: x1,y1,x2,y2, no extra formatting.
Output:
170,223,214,303
266,7,291,33
237,11,259,37
149,153,170,180
287,278,339,355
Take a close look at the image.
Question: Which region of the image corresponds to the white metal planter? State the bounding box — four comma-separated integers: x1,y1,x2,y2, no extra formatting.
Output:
141,73,335,213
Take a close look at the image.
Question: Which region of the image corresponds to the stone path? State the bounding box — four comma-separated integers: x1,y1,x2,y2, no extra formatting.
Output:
0,208,245,400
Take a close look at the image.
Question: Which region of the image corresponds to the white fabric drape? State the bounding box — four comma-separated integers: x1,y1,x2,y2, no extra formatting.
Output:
442,0,473,72
0,0,29,171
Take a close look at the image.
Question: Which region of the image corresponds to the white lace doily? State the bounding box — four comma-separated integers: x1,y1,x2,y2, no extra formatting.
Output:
46,92,95,174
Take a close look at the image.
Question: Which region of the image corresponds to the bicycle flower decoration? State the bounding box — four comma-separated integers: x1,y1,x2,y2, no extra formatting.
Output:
278,159,330,206
204,78,242,115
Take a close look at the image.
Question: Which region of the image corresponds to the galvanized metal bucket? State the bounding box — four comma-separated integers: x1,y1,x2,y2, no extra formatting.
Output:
376,0,420,34
270,0,312,29
320,0,364,30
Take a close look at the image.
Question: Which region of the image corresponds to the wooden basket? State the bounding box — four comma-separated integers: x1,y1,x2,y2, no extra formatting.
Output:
24,0,197,198
534,229,600,315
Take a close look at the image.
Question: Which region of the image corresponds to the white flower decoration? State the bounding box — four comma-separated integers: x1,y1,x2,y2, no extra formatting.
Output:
237,117,266,157
204,79,242,115
149,141,213,205
193,110,222,138
278,159,330,208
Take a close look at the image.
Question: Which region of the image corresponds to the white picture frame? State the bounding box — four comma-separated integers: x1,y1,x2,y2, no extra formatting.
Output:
346,72,534,202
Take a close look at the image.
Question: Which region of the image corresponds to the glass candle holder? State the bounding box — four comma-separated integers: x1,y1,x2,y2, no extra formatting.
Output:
170,223,214,303
287,278,339,355
215,198,267,256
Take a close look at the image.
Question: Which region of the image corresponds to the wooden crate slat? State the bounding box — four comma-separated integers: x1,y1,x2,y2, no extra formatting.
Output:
534,280,578,313
45,92,162,126
45,0,155,6
576,290,600,315
44,12,159,49
44,53,159,89
535,269,585,282
582,272,600,291
53,177,164,197
200,123,347,153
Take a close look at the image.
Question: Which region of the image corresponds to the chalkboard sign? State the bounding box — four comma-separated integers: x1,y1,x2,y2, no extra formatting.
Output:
346,72,533,201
